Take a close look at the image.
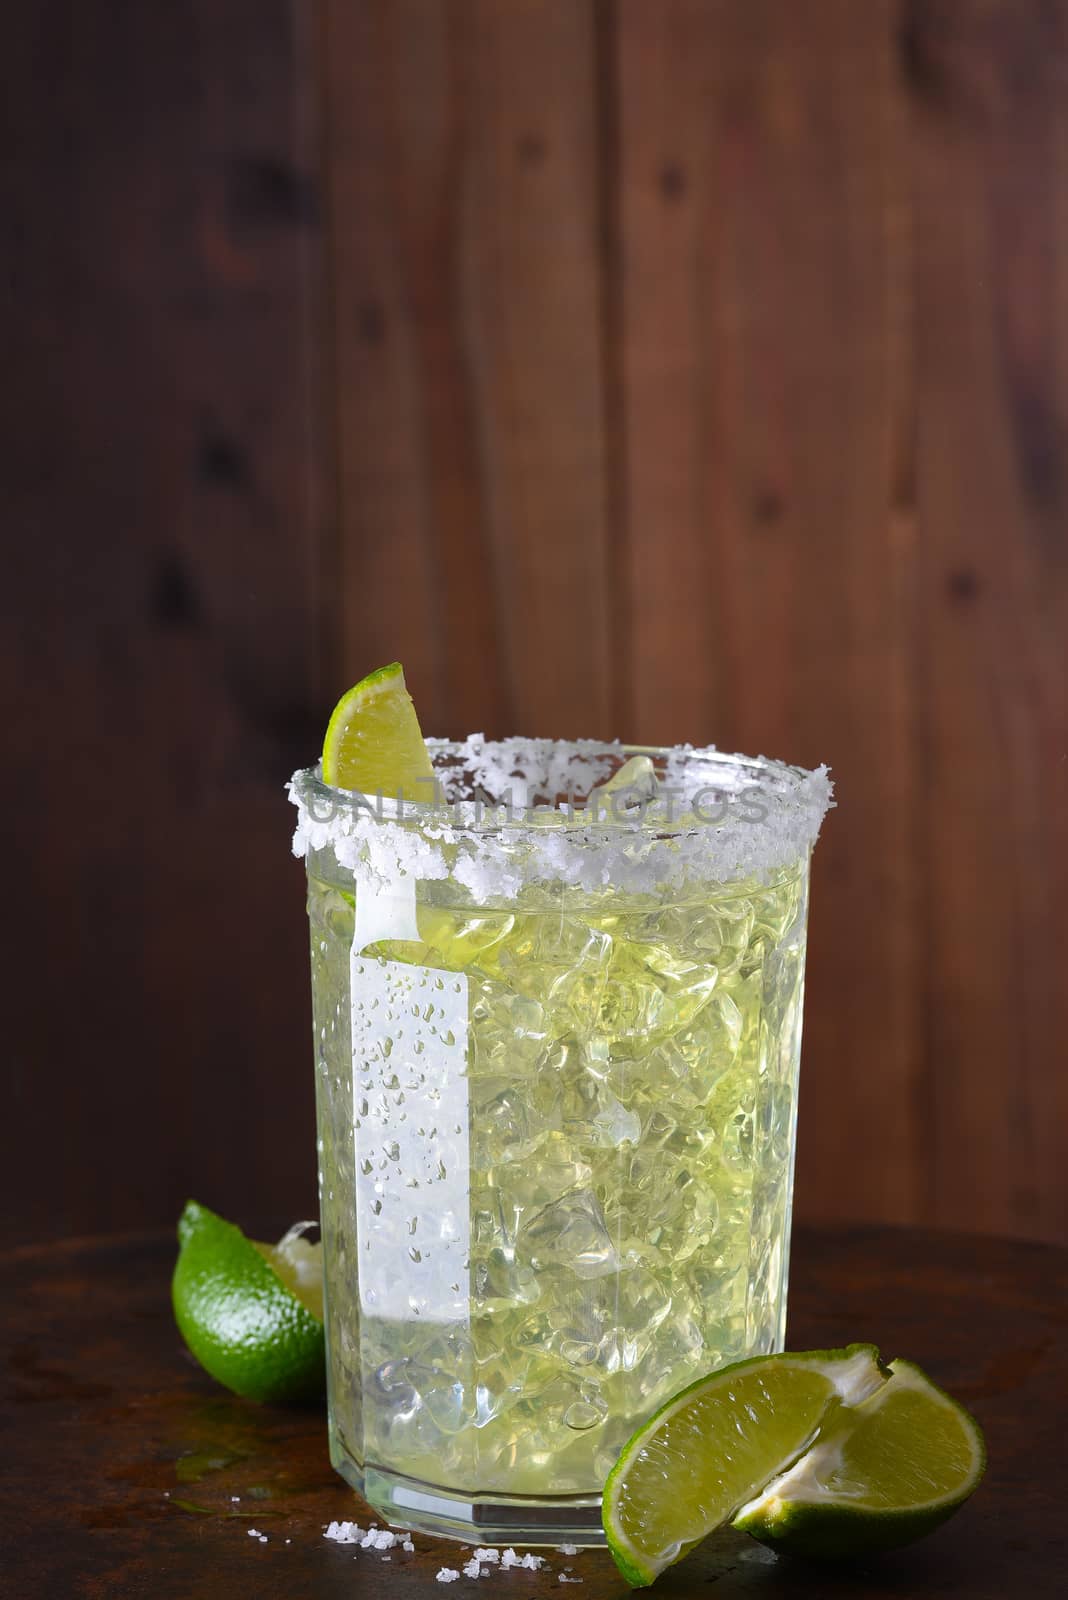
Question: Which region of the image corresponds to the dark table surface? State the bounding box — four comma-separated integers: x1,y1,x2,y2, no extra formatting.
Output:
2,1225,1064,1598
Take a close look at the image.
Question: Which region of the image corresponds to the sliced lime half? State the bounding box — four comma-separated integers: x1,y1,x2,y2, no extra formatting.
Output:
602,1345,884,1586
733,1357,986,1560
172,1200,325,1404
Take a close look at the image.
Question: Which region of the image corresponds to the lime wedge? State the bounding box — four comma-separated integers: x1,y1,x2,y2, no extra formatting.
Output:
172,1201,325,1404
602,1345,884,1586
733,1357,986,1560
321,661,434,796
588,754,658,817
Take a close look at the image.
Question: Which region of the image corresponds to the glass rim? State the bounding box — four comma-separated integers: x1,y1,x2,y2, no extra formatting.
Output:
290,737,829,843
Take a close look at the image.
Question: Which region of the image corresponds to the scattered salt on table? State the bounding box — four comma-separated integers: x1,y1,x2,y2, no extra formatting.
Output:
437,1568,461,1583
361,1528,397,1550
498,1548,547,1571
324,1520,367,1545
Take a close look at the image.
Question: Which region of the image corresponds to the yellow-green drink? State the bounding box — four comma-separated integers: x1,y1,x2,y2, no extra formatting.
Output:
291,739,831,1544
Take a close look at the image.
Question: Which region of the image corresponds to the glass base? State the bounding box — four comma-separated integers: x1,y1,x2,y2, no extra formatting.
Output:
330,1438,607,1547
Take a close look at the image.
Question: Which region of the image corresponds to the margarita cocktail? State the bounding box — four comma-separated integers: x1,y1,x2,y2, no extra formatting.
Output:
291,735,830,1544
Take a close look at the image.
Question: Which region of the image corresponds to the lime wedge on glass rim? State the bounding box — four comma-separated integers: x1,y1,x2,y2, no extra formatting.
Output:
602,1344,984,1585
321,660,434,798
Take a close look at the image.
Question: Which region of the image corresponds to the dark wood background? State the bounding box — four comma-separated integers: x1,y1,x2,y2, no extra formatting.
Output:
4,0,1066,1249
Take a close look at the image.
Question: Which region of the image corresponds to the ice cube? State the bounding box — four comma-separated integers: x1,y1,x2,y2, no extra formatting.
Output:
521,1191,619,1279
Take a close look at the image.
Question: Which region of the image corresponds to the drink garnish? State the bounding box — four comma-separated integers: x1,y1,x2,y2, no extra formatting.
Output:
321,661,434,795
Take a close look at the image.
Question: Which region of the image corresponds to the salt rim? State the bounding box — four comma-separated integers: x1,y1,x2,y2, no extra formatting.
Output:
289,735,832,899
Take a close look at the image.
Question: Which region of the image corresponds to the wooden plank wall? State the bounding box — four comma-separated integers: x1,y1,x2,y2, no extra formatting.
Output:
321,0,612,737
4,1,330,1242
5,0,1066,1245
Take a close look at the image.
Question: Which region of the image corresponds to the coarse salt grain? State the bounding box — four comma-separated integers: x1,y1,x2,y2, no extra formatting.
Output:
472,1548,501,1564
462,1559,482,1578
403,1538,415,1552
558,1577,582,1585
361,1529,397,1550
557,1544,579,1555
324,1520,366,1545
499,1548,546,1571
437,1569,461,1583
